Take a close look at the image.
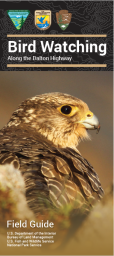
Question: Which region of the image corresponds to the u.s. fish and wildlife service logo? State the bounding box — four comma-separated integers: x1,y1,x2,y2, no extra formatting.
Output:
7,10,30,30
56,10,72,31
35,10,51,30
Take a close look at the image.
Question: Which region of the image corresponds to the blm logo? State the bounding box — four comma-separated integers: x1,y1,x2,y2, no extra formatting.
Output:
56,10,72,31
7,10,30,30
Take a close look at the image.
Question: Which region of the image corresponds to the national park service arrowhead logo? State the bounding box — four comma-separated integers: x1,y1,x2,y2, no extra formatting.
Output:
7,10,30,30
56,10,72,31
35,10,51,30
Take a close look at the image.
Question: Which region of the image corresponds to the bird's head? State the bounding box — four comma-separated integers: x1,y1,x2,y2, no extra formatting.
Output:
7,93,100,149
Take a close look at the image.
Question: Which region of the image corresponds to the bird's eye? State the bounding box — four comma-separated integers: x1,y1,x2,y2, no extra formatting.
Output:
57,105,79,116
61,105,72,115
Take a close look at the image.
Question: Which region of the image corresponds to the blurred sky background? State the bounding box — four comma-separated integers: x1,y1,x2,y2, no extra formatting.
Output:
0,71,113,190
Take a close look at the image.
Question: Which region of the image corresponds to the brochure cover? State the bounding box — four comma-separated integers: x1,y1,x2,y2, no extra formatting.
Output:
0,1,113,255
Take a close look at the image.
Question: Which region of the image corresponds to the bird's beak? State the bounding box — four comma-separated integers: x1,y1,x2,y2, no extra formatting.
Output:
80,111,100,132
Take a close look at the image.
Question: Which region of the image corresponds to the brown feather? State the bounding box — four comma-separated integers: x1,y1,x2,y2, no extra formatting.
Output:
0,93,104,213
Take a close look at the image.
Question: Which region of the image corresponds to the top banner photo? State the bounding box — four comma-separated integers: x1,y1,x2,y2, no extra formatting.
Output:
0,0,113,71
